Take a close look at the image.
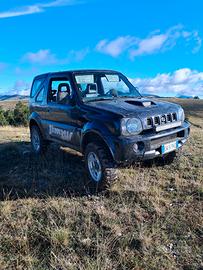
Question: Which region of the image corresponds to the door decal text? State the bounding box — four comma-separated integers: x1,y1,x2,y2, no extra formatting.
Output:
49,125,73,142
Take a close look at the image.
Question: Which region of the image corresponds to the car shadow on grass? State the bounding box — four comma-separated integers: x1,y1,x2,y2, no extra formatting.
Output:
0,141,178,201
0,141,87,200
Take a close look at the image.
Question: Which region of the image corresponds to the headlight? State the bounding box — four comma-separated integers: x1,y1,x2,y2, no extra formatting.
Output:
178,107,185,123
121,118,142,135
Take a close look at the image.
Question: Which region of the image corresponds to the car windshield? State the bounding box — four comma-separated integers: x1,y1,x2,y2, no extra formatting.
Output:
74,72,141,102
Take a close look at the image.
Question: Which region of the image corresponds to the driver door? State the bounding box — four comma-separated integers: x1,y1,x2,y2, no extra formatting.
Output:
44,75,81,149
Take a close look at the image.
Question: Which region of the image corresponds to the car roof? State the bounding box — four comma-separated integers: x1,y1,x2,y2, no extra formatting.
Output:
34,69,121,79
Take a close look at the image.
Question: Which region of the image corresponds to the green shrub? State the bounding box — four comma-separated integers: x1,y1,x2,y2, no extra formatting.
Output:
0,106,8,126
0,102,29,127
3,109,15,125
13,101,29,127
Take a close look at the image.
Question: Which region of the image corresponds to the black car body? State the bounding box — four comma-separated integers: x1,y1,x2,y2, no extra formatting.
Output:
29,70,190,188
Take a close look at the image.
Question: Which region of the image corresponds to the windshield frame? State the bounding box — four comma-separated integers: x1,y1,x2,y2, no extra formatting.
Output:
72,71,142,103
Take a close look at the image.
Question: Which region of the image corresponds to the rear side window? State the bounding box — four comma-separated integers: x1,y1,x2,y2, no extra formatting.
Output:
30,78,44,97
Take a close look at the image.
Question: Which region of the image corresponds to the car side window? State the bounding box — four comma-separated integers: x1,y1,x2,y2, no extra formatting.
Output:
36,87,45,103
31,78,44,97
48,78,73,104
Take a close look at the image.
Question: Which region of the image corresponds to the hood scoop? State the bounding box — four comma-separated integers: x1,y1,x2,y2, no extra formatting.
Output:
125,100,155,107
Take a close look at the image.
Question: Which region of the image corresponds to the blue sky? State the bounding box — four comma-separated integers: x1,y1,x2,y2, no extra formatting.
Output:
0,0,203,97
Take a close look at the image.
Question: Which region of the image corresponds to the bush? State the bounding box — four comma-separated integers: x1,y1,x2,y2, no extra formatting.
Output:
0,102,29,127
3,109,15,125
13,101,29,126
0,106,8,126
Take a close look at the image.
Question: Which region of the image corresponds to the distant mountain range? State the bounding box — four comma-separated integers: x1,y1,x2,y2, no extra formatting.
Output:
0,94,200,101
176,95,194,99
141,93,161,98
1,93,160,101
0,94,29,101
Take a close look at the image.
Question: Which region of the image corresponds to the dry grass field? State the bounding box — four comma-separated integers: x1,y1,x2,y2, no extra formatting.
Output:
0,100,28,110
0,99,202,270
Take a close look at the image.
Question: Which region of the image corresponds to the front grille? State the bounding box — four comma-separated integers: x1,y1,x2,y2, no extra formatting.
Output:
147,118,152,126
151,134,177,146
154,116,160,125
172,113,177,121
146,112,177,129
150,131,185,150
167,114,171,122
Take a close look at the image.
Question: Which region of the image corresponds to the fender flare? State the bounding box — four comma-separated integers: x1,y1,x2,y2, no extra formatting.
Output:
81,121,117,160
29,112,46,139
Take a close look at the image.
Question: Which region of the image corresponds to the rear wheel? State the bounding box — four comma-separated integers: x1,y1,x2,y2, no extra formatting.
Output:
84,142,118,192
30,125,48,155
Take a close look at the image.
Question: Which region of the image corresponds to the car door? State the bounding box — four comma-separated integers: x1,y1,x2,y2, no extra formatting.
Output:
29,76,47,121
44,74,81,150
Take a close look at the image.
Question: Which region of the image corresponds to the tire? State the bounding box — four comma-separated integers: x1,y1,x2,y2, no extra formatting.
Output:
84,142,118,192
30,125,48,155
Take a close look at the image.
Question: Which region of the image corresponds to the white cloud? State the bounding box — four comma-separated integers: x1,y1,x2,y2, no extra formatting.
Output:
22,49,57,65
0,6,42,19
42,0,79,8
131,68,203,97
96,25,202,59
0,0,79,19
22,48,89,65
192,31,202,53
173,68,192,84
130,34,168,58
12,80,31,95
96,36,137,57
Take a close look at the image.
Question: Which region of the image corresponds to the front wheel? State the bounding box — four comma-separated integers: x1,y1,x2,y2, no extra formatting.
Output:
84,142,118,192
30,125,48,155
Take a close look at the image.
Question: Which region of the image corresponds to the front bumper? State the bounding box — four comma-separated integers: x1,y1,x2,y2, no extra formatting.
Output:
109,121,190,163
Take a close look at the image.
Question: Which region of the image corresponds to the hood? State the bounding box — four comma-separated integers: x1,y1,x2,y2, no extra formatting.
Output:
87,98,180,119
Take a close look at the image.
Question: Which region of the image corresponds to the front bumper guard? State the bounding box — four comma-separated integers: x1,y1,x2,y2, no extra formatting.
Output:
143,138,187,159
110,121,191,163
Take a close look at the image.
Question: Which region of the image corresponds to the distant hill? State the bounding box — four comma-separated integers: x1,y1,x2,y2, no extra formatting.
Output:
0,94,29,101
176,95,194,99
1,93,160,101
141,93,161,98
0,93,199,101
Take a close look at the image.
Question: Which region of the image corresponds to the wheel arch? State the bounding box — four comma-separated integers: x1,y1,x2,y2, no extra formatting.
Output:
81,131,116,161
29,118,38,128
29,114,46,139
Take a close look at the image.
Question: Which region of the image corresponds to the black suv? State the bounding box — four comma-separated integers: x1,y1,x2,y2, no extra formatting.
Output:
29,70,190,189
